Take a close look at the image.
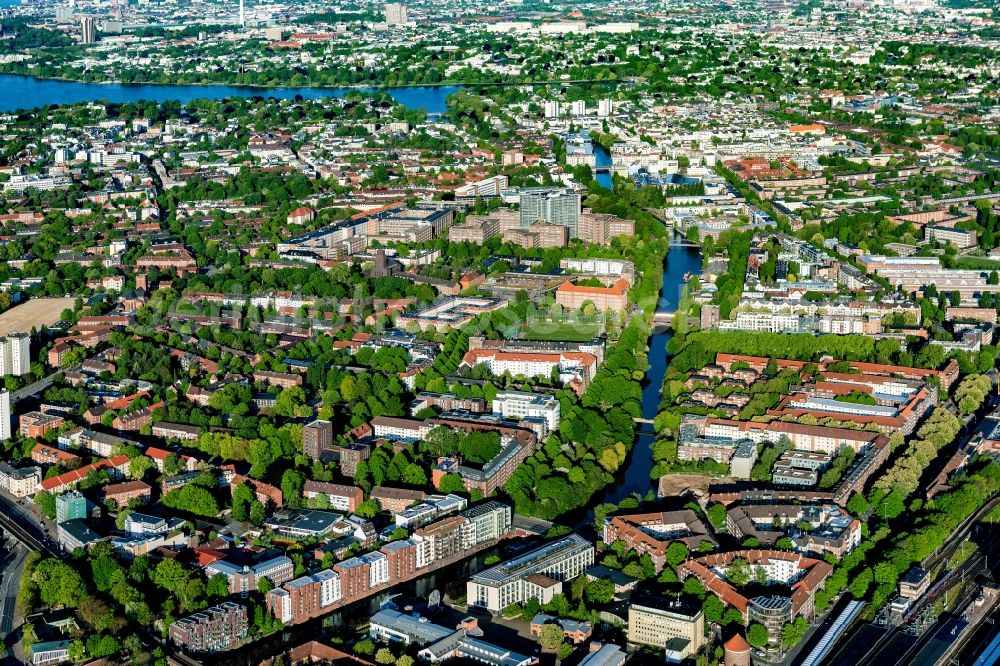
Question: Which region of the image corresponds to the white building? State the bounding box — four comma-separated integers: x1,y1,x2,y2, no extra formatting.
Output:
544,101,561,119
0,390,10,442
492,391,560,435
598,99,613,117
0,334,31,377
0,461,41,498
467,534,594,613
361,551,390,587
570,100,586,117
385,2,408,25
314,569,342,607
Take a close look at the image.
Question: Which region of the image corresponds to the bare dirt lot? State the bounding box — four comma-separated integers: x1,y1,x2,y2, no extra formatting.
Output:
658,473,724,500
0,298,75,336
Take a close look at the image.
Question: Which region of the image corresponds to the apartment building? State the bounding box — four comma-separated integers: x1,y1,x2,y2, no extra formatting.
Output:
519,188,580,238
0,333,31,377
205,555,295,595
370,416,436,443
0,390,9,443
20,411,64,438
302,481,364,513
459,349,598,392
269,503,513,625
371,486,427,513
303,420,333,460
602,510,717,571
467,534,595,613
0,461,40,498
169,602,248,653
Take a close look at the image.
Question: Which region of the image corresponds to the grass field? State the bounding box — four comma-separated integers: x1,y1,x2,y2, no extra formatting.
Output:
954,256,1000,271
0,298,75,336
521,319,602,342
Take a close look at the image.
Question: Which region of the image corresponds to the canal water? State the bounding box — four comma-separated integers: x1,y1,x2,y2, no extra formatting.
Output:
588,241,702,513
0,74,460,114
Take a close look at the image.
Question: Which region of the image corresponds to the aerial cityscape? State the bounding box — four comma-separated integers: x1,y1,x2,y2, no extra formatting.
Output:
0,0,998,665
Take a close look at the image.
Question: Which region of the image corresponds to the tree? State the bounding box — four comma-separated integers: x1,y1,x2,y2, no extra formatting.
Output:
34,491,56,520
683,576,706,599
206,573,231,598
152,558,190,596
747,623,769,648
375,648,395,665
437,473,466,494
702,594,724,624
846,492,869,517
707,503,726,530
280,470,304,508
538,623,564,651
355,498,379,519
849,568,873,598
583,578,615,605
32,558,87,608
129,454,156,481
665,541,689,568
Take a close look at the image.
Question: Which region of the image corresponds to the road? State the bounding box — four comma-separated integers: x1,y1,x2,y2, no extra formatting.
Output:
9,371,62,404
0,542,28,666
0,494,59,558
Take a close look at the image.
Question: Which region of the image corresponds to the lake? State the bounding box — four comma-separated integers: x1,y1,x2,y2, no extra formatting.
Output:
0,74,461,113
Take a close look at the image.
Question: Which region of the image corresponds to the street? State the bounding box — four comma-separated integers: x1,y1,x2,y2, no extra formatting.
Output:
0,541,28,666
10,371,62,404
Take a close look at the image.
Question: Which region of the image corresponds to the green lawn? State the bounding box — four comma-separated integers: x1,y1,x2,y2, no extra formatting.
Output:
521,319,602,342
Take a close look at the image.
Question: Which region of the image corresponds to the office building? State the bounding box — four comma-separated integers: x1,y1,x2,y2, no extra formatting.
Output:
79,16,96,44
519,189,580,238
555,279,630,313
169,602,248,653
385,2,407,24
371,608,453,645
0,333,30,377
627,599,704,658
491,391,560,435
467,533,594,613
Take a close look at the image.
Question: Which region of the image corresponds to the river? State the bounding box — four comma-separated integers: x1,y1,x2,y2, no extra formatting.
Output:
0,74,460,114
586,143,704,514
588,240,703,513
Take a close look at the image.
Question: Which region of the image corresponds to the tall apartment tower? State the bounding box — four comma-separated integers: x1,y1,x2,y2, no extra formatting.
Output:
385,2,408,25
239,0,245,27
79,16,96,44
0,334,31,377
303,420,333,460
0,391,10,442
519,189,581,238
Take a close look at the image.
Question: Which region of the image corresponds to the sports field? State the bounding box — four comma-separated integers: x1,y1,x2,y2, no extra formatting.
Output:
0,298,75,336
